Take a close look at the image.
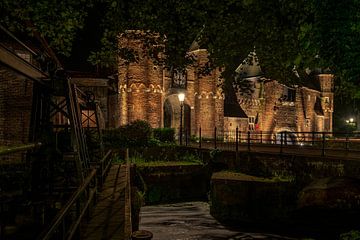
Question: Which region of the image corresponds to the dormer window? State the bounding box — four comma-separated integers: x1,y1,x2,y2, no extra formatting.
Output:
281,87,296,102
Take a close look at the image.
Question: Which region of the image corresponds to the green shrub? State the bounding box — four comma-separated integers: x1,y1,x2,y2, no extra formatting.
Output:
340,230,360,240
103,120,152,147
153,128,175,143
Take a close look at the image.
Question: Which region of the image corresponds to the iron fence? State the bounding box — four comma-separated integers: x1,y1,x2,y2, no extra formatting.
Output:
180,128,360,158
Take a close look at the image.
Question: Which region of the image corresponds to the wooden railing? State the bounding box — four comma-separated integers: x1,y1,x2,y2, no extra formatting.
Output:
97,150,112,187
38,168,97,240
124,149,132,239
0,142,42,156
38,150,113,240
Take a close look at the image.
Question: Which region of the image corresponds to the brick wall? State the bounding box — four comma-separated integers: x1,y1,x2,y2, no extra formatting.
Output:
117,32,334,138
118,31,164,128
0,67,33,146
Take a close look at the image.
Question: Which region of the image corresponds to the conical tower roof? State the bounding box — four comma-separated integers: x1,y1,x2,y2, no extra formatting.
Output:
235,49,263,79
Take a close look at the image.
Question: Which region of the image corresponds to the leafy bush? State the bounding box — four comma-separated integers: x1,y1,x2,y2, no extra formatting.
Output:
103,120,152,147
153,128,175,143
340,230,360,240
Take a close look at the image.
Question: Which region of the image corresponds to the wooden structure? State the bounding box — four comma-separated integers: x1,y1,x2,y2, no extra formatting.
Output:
0,25,109,239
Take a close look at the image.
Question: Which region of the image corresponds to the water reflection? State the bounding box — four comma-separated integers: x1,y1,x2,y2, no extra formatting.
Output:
139,202,299,240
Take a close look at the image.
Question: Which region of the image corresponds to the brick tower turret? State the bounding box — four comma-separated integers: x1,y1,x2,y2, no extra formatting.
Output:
118,31,164,128
188,48,224,137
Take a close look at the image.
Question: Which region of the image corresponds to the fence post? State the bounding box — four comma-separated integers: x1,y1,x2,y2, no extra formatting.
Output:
312,131,315,146
76,199,81,239
185,128,188,146
346,133,349,151
260,131,263,144
199,127,202,149
214,127,217,149
280,132,283,154
236,127,239,158
247,131,251,152
284,131,287,146
322,132,326,156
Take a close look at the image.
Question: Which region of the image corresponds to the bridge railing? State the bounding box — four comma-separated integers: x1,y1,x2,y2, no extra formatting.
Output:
183,128,360,157
37,168,97,240
37,150,112,240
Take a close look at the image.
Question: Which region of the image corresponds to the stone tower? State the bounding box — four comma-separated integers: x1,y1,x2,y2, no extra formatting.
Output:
317,72,334,132
187,47,224,137
117,32,224,137
118,31,164,128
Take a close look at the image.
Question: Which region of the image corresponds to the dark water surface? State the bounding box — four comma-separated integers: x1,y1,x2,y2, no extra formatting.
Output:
139,202,308,240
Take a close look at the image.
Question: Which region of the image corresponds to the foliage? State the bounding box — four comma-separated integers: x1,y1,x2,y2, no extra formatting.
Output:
2,0,360,114
0,0,93,56
111,154,125,164
153,128,175,143
340,230,360,240
209,148,222,160
103,120,152,148
178,152,203,165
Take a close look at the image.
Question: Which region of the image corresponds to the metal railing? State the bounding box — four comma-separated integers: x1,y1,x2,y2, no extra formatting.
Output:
181,128,360,158
38,168,97,240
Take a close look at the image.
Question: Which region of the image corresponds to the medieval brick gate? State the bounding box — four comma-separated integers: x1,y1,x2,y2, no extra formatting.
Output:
117,31,333,141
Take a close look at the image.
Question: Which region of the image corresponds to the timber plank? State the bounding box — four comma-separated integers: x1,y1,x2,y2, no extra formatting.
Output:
82,164,128,240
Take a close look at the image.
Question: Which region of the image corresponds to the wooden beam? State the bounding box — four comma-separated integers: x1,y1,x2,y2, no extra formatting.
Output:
71,78,109,87
0,44,48,80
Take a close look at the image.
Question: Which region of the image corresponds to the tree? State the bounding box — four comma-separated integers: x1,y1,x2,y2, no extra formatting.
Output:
2,0,360,117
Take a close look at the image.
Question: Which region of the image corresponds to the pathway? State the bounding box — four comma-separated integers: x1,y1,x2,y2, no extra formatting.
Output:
82,164,131,240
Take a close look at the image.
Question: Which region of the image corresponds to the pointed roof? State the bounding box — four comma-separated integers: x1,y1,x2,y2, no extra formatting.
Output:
224,83,248,118
188,26,205,52
235,49,263,79
189,40,200,52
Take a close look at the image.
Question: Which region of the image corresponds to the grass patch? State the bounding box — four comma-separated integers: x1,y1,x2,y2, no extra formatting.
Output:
134,161,203,167
212,171,293,182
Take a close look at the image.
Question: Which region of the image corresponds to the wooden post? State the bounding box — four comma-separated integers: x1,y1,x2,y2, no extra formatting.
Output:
236,127,239,154
214,127,217,149
322,132,326,156
312,131,315,146
199,127,202,149
247,131,251,152
280,132,283,154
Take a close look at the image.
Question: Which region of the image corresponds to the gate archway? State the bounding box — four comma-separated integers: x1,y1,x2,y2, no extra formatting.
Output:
163,94,191,137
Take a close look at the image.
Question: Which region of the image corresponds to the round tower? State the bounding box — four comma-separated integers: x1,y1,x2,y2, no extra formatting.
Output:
118,31,164,128
189,48,224,138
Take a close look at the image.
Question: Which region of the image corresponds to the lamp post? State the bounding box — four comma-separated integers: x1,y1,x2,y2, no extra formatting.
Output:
178,93,185,145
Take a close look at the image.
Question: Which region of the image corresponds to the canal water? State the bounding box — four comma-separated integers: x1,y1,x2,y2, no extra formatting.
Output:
139,202,304,240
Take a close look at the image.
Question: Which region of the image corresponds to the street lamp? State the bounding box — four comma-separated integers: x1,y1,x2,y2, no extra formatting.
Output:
178,93,185,145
